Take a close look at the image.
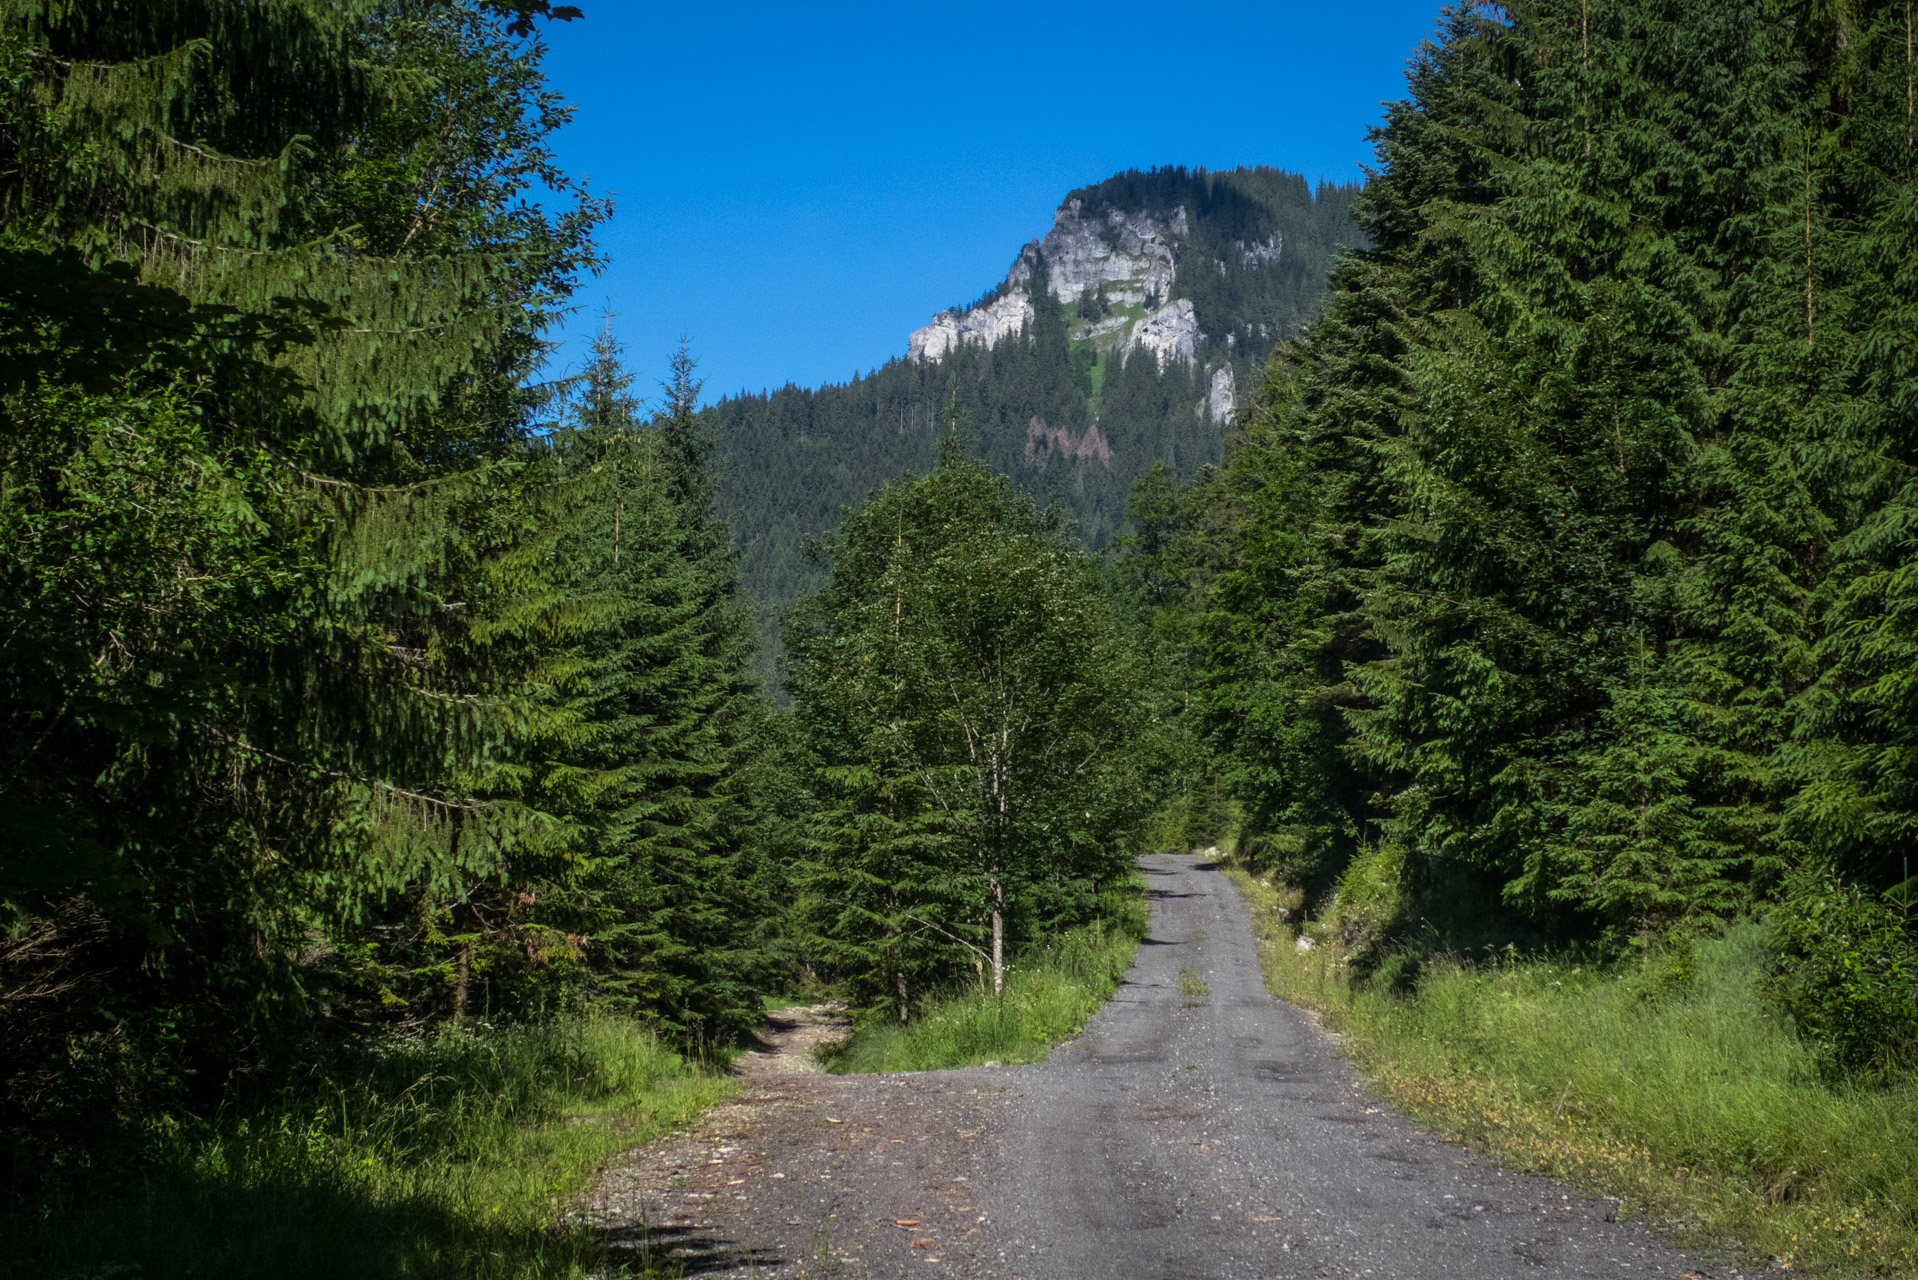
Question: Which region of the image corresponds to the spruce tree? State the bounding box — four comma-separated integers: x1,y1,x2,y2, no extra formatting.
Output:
1206,0,1824,943
1784,0,1918,903
533,327,775,1041
0,0,605,1144
1201,3,1526,897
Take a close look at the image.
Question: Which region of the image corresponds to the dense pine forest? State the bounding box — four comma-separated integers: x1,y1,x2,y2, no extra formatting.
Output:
1178,0,1918,1066
0,0,794,1219
3,0,1918,1276
0,6,1166,1269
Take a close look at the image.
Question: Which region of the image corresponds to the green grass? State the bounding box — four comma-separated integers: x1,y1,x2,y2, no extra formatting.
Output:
1178,966,1211,1007
1225,864,1918,1277
1086,344,1109,399
1,1015,735,1280
761,992,818,1012
824,913,1143,1074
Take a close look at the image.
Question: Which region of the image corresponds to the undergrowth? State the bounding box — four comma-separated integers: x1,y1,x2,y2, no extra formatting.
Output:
1224,863,1918,1277
0,1014,734,1280
824,899,1145,1074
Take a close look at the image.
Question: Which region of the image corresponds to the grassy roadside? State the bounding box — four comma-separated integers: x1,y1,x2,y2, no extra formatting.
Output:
1,1015,734,1280
825,889,1147,1074
1222,862,1918,1277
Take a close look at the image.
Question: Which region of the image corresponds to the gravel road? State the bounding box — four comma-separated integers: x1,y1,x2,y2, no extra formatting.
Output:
586,853,1743,1279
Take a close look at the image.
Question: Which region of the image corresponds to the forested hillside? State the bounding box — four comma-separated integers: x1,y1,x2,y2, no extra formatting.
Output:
706,167,1364,654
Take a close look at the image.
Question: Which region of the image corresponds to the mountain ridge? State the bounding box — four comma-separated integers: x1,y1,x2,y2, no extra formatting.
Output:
706,164,1366,666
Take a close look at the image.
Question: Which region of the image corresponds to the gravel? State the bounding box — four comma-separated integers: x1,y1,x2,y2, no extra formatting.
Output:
584,853,1737,1279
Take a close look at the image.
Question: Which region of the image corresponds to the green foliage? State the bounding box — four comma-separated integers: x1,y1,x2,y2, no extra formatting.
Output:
1770,875,1918,1081
1162,0,1918,1021
786,438,1165,1018
0,1013,731,1280
524,324,781,1045
0,0,787,1208
1193,346,1380,899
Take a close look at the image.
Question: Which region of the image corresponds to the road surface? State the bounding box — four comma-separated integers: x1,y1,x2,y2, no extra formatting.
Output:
585,853,1739,1279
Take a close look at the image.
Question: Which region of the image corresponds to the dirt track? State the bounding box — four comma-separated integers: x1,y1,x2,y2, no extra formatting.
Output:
584,854,1748,1278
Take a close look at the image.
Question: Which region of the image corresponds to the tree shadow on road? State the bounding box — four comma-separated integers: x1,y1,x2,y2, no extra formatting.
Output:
596,1221,784,1275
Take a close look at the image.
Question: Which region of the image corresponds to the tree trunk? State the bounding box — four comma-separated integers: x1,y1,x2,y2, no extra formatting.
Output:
889,837,909,1022
989,736,1009,996
454,943,470,1021
990,875,1005,995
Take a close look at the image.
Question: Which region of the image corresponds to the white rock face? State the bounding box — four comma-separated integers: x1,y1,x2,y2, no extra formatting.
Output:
1236,233,1281,268
1126,298,1200,370
1006,198,1181,306
907,290,1035,363
1208,364,1236,423
907,197,1197,364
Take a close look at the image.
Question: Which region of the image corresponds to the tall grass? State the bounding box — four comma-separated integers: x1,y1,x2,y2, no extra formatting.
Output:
1226,865,1918,1277
826,913,1143,1074
1,1015,734,1280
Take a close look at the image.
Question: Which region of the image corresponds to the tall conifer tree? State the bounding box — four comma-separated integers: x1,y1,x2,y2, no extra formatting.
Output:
0,0,605,1125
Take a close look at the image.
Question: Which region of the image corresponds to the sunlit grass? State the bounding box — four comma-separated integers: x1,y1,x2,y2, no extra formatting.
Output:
1,1014,734,1280
826,907,1144,1075
1225,864,1918,1277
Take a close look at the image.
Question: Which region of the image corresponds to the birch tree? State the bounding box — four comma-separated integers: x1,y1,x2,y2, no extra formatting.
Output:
789,435,1158,1015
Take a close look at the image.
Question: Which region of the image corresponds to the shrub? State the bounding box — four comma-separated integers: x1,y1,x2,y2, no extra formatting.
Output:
1769,874,1918,1081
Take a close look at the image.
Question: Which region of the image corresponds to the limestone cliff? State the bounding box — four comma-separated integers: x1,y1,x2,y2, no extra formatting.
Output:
907,291,1034,362
1127,298,1200,369
906,193,1234,413
1008,199,1183,307
1207,365,1236,424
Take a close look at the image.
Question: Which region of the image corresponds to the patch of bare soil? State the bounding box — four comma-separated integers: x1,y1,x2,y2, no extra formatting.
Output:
734,1003,851,1077
579,1068,1011,1276
578,1002,1016,1276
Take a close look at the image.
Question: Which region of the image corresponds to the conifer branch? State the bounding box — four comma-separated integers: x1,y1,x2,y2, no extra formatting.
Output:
270,451,507,496
205,729,494,814
165,137,260,168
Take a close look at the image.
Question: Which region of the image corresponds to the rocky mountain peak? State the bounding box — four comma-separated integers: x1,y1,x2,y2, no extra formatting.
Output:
906,192,1229,405
1008,198,1184,308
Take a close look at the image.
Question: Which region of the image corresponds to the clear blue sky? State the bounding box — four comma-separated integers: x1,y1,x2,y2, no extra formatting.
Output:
538,1,1444,405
